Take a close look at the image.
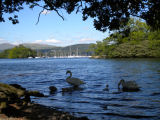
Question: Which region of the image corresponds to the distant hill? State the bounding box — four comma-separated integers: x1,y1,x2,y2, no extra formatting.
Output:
61,44,91,55
64,44,91,50
22,43,56,50
0,43,56,52
0,43,15,51
0,43,93,56
37,44,92,56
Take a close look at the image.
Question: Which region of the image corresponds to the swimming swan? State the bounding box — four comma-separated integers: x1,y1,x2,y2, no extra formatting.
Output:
66,70,85,86
118,79,140,91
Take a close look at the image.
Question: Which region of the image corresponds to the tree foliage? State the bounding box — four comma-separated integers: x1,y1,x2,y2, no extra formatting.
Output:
0,0,160,31
91,18,160,58
0,45,36,59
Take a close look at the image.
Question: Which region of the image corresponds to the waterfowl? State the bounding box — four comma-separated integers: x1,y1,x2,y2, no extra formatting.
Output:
66,70,85,87
103,84,109,91
62,87,74,92
49,86,57,94
118,79,140,91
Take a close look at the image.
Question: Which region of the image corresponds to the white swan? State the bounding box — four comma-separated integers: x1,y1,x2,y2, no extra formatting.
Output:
118,79,140,91
66,70,85,87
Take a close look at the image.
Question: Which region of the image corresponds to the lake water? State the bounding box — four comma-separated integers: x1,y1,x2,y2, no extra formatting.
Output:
0,58,160,120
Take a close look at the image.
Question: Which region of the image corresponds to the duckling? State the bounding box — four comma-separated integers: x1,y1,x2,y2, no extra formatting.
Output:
103,84,109,91
49,86,57,94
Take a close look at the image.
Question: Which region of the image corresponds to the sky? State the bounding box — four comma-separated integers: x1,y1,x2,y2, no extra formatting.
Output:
0,5,109,47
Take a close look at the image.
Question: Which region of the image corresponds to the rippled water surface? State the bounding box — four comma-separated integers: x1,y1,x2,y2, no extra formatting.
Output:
0,58,160,120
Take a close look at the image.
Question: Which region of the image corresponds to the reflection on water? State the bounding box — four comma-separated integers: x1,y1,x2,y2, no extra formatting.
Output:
0,58,160,120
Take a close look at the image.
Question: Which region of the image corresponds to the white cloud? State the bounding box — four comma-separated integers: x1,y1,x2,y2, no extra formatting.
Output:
33,40,43,44
0,38,6,43
32,38,61,45
79,38,95,42
0,38,23,45
45,38,61,44
41,9,51,15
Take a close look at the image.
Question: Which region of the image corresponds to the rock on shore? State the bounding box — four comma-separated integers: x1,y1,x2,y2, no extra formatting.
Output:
0,82,89,120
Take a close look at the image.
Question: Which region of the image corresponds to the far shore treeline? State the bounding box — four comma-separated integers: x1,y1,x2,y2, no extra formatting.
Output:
0,45,36,59
0,44,92,58
89,18,160,58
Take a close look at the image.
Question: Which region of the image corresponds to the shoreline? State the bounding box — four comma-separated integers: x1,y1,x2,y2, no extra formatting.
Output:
91,56,160,59
0,102,89,120
0,82,89,120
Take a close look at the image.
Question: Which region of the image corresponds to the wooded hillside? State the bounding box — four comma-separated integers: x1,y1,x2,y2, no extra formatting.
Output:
90,18,160,58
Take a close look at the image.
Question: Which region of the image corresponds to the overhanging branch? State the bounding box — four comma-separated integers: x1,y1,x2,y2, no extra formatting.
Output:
35,8,45,25
34,3,64,25
54,8,64,20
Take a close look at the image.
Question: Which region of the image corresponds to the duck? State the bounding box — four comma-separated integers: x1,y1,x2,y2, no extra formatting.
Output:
66,70,85,87
118,79,140,92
